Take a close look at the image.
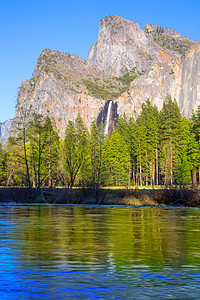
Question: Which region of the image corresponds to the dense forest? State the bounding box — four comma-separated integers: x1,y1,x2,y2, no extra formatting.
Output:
1,95,200,191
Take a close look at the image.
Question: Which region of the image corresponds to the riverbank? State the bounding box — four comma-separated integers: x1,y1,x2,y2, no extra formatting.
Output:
0,187,200,207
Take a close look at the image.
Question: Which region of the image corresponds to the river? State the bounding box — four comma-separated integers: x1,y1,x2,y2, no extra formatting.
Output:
0,205,200,299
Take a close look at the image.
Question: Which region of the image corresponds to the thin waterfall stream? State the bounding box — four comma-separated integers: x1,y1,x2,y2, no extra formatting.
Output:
104,101,112,135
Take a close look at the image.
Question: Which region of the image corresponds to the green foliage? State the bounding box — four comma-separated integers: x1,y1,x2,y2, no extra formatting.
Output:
89,121,105,189
156,26,164,36
0,143,7,184
191,106,200,141
42,116,60,187
64,114,89,189
82,70,142,101
82,79,118,101
175,154,192,185
153,34,193,55
116,70,139,85
116,115,137,184
5,138,26,186
159,95,182,184
102,130,130,186
5,95,200,189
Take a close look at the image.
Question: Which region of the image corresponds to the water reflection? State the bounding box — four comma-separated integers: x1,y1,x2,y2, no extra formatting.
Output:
0,205,200,299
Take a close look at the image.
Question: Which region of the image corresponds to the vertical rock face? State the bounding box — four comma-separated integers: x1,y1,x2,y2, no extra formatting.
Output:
0,119,13,144
178,41,200,115
86,15,176,76
116,41,200,118
10,50,106,138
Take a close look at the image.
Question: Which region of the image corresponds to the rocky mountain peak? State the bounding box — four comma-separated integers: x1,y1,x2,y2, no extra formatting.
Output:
86,15,176,76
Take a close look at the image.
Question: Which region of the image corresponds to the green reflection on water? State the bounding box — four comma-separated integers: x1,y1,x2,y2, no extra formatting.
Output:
4,205,200,268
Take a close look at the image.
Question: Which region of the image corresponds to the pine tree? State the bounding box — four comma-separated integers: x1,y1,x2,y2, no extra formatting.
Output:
191,106,200,141
160,95,182,185
102,130,130,186
57,140,66,186
136,100,160,186
134,115,147,186
176,118,193,184
90,121,104,190
175,154,192,185
116,115,137,185
191,106,200,183
187,133,199,185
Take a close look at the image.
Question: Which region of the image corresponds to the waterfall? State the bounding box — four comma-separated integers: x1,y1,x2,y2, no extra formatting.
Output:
104,101,112,135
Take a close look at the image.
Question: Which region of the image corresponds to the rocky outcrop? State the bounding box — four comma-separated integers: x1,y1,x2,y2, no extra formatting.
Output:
86,15,177,76
0,119,13,144
11,49,129,138
116,40,200,118
11,50,106,138
144,24,194,56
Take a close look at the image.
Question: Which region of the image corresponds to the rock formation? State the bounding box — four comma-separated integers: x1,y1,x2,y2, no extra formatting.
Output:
86,15,177,76
144,24,194,56
116,40,200,118
11,50,114,138
11,15,199,139
0,119,13,144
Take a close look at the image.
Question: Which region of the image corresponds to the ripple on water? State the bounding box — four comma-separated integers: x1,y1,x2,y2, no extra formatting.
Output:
0,205,200,299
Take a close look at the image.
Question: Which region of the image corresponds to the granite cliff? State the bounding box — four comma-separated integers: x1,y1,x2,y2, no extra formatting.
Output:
11,49,134,138
11,15,198,138
86,15,178,76
117,40,200,119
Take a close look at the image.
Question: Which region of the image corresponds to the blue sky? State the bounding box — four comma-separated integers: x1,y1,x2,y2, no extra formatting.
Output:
0,0,200,122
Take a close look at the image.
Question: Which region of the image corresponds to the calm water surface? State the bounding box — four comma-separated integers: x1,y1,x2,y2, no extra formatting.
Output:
0,205,200,299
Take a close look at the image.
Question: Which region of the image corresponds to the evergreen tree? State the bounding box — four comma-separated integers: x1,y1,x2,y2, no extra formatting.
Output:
175,154,192,185
57,140,66,186
134,115,147,186
160,95,182,185
102,130,130,186
89,121,104,190
187,133,200,185
191,106,200,141
191,106,200,183
136,100,160,185
116,115,137,185
170,117,192,185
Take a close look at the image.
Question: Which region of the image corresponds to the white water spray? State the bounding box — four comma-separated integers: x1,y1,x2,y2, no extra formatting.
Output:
104,101,112,135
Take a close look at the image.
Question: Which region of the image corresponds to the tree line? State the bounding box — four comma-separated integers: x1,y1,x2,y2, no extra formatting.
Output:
1,95,200,191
